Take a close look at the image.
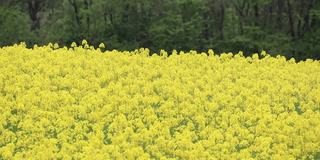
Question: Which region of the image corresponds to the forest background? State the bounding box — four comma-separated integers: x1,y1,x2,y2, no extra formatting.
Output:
0,0,320,60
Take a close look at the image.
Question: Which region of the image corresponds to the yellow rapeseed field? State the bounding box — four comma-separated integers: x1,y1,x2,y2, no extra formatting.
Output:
0,41,320,159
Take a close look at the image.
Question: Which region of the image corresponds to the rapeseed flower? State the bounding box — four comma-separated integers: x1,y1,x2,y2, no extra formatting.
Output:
0,43,319,159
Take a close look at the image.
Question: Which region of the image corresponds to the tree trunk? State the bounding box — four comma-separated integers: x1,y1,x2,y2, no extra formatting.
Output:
267,4,273,29
219,4,225,40
83,0,92,35
203,13,210,41
233,0,247,35
301,0,314,35
68,0,81,27
254,3,259,26
277,0,284,30
28,0,41,31
286,0,295,39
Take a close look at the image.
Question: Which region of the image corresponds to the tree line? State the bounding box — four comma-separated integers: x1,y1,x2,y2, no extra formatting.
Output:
0,0,320,60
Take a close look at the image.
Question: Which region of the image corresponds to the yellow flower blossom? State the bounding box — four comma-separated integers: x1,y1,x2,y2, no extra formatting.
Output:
0,43,319,159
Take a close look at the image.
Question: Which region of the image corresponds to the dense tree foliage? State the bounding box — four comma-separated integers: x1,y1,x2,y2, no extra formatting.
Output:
0,0,319,60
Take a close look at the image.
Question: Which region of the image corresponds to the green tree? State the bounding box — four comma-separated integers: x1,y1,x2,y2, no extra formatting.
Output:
0,7,33,46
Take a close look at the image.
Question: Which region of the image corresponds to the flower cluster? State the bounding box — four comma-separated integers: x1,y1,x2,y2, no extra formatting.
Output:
0,43,319,159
